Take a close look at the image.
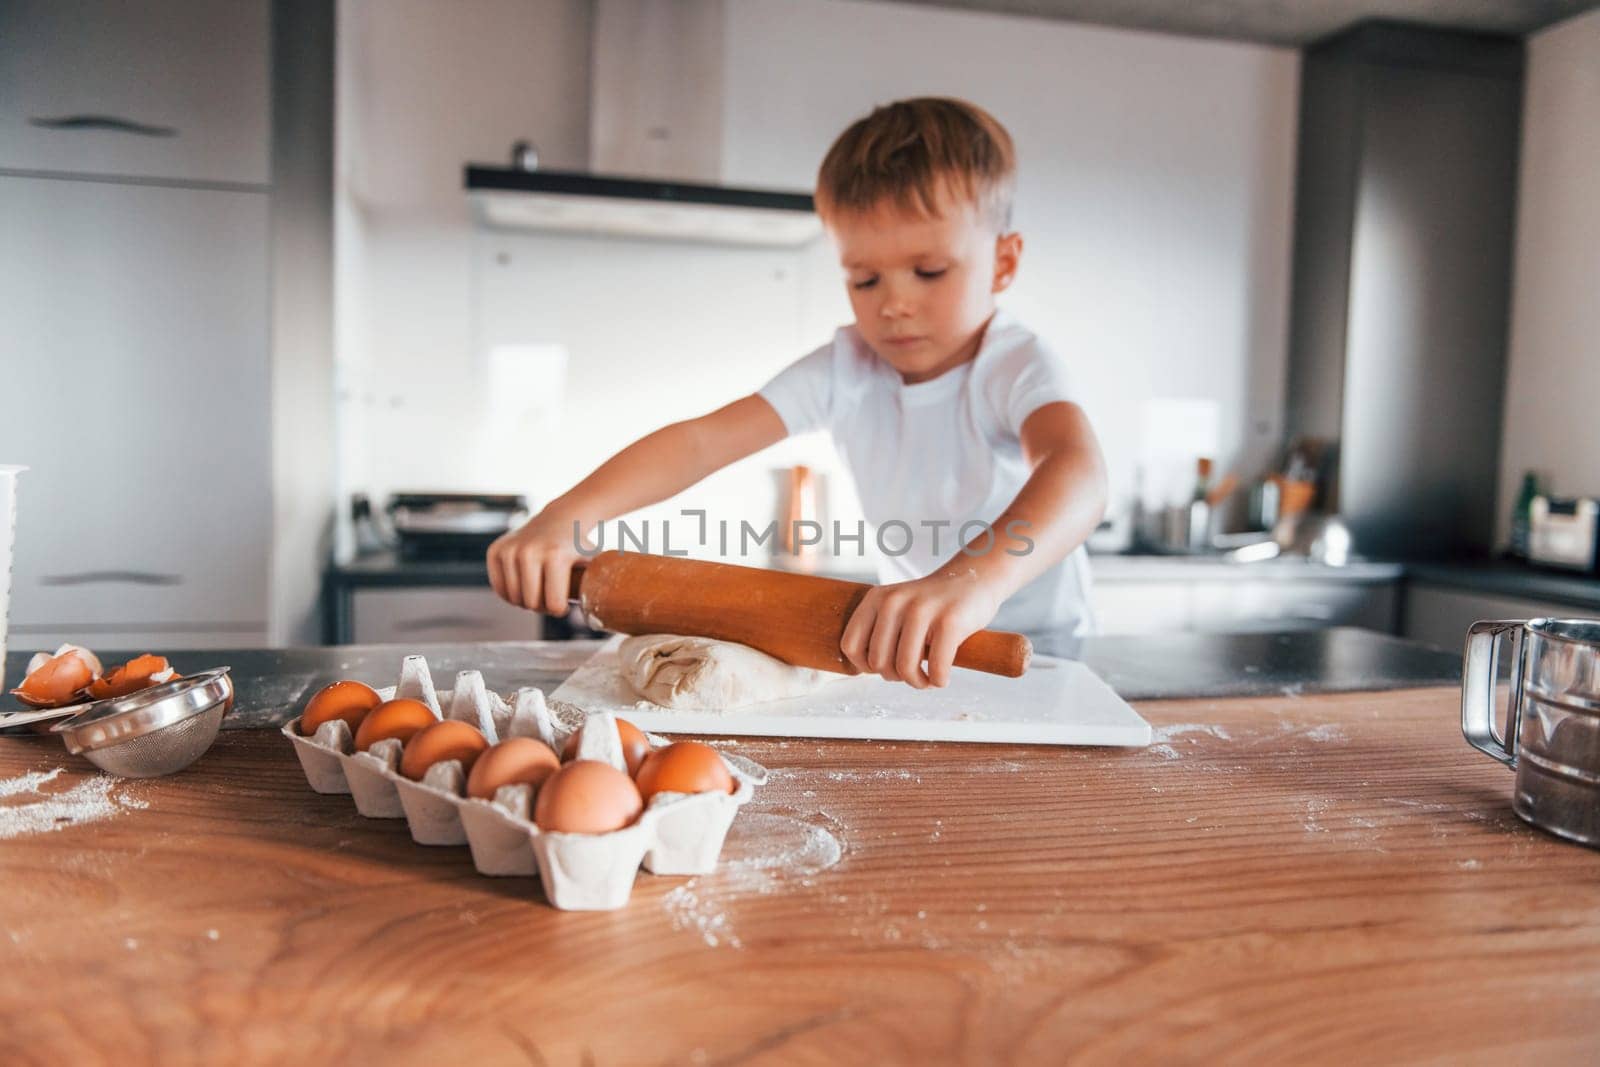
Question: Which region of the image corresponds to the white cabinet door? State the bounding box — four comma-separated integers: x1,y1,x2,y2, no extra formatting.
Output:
0,0,270,184
0,175,271,638
352,589,544,645
1093,581,1191,635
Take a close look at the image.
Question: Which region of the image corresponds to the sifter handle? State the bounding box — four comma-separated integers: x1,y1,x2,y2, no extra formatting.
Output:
1460,619,1526,768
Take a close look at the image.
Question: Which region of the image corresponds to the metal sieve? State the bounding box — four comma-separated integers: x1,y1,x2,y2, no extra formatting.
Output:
48,668,233,778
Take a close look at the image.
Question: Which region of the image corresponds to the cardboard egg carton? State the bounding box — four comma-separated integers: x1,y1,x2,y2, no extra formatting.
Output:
281,655,766,911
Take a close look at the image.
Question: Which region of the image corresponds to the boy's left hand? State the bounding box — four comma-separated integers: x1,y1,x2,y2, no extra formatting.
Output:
839,570,1004,689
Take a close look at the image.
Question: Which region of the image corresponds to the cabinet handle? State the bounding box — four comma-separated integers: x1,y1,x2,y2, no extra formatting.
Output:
28,115,178,138
41,570,183,586
393,615,483,632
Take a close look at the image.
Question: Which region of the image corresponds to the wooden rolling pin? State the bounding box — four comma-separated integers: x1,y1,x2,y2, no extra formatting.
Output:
570,551,1032,678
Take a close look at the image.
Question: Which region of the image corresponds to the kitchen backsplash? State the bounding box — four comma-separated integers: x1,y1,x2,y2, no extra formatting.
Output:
336,216,861,564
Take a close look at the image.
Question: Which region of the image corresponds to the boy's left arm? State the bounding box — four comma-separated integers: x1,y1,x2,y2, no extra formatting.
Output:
839,401,1108,688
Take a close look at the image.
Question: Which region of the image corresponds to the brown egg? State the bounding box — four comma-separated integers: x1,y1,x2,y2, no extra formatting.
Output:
353,698,437,752
561,717,651,777
533,760,643,834
400,719,488,781
299,680,382,736
634,741,734,803
466,737,561,800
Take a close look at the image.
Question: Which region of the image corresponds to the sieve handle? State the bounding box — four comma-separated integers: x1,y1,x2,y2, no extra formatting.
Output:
0,704,84,729
1461,619,1527,768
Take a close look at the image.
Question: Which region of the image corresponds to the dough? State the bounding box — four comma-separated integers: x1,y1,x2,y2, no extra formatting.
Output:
617,634,839,711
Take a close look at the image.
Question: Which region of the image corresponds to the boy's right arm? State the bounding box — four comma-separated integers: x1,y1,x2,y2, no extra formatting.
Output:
488,394,788,613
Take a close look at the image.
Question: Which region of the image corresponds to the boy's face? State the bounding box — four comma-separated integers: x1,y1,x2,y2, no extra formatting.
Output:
826,192,1022,384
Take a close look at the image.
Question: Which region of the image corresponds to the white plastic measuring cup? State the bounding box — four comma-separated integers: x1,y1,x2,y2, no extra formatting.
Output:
0,466,24,694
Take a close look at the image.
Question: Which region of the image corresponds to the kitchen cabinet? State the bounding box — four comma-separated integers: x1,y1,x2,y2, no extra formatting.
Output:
1188,578,1396,632
0,0,277,651
1092,581,1189,635
0,175,271,647
0,0,271,185
350,588,543,645
1402,583,1586,653
1091,559,1400,635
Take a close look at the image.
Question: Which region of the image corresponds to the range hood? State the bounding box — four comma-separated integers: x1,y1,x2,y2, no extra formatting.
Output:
466,0,820,248
467,166,819,247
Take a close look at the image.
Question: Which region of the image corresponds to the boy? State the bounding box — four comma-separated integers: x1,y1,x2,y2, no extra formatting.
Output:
488,97,1107,689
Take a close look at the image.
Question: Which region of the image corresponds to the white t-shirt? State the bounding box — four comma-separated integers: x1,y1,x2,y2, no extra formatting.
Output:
758,309,1096,637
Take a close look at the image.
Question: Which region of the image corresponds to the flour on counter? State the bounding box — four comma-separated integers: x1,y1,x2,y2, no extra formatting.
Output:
661,811,844,949
822,768,919,784
0,767,148,840
0,767,63,798
1152,723,1233,742
1148,721,1349,753
661,885,743,949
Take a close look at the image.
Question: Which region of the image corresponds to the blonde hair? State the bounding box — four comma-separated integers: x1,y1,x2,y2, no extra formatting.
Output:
815,97,1017,232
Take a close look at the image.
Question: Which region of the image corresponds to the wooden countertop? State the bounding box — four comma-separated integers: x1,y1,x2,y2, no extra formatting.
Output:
2,687,1597,1063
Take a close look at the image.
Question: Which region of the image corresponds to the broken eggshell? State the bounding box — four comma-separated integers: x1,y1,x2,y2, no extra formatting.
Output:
11,644,103,709
86,653,177,702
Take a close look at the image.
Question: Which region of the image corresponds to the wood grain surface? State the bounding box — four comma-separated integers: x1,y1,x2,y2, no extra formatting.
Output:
2,686,1598,1065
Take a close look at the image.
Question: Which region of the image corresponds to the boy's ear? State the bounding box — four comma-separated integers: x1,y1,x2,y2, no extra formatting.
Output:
992,231,1023,294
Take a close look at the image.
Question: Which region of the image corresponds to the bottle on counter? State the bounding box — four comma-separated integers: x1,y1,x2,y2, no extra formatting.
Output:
1251,477,1281,531
1128,467,1147,552
774,465,822,571
1509,471,1542,559
1187,457,1213,551
1191,457,1213,504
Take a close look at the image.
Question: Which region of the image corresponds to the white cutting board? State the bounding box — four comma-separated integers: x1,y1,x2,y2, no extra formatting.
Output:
547,636,1150,747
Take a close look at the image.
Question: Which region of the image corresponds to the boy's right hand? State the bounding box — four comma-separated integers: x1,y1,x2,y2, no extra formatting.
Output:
487,511,591,614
